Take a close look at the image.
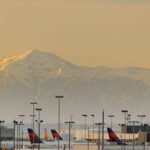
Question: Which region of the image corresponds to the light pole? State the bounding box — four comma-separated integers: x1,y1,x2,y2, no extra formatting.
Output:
87,127,90,150
0,120,5,149
13,120,18,150
35,108,42,150
128,121,139,150
30,102,37,149
91,114,95,140
118,123,123,150
121,110,128,150
65,121,75,150
137,114,146,147
126,114,131,127
18,121,21,150
108,115,115,129
16,121,19,150
30,102,37,130
102,110,105,150
143,124,148,150
137,115,146,130
82,114,88,140
55,96,64,150
19,115,25,150
95,122,103,150
126,114,131,141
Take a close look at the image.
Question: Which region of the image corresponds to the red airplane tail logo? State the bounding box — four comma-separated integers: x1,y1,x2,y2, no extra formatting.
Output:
51,129,63,140
107,128,123,145
28,128,43,144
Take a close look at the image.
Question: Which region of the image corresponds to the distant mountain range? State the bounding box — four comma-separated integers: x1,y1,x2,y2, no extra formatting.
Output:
0,49,150,124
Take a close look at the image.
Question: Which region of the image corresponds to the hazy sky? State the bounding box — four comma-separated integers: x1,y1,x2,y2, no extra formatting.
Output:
0,0,150,68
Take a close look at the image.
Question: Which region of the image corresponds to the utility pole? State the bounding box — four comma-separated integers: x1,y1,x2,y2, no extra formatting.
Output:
55,96,64,150
95,122,102,150
102,110,105,150
82,114,88,140
18,122,21,150
35,108,42,150
0,120,5,149
65,121,75,150
128,121,139,150
16,122,19,150
121,110,128,150
108,115,115,129
30,102,37,150
13,120,18,150
91,114,95,140
19,115,25,149
87,127,89,150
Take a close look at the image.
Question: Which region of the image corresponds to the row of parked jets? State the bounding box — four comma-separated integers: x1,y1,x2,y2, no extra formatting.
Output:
25,129,64,149
2,127,124,149
26,127,125,148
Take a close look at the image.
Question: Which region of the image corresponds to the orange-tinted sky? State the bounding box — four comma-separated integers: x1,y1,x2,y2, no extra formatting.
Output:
0,0,150,68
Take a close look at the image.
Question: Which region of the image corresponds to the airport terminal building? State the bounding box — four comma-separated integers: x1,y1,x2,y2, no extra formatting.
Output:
73,124,150,143
1,125,14,140
121,124,150,133
121,124,150,143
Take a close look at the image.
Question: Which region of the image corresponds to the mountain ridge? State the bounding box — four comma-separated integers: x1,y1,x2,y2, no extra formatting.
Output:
1,49,150,70
0,49,150,123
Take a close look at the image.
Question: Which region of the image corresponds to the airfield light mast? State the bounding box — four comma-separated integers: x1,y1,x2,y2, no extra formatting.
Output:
55,96,64,150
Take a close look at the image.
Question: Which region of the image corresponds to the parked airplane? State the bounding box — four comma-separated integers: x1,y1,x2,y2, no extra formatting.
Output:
25,128,65,149
51,129,63,140
107,128,126,145
28,128,43,144
44,128,54,141
44,128,49,141
43,128,62,141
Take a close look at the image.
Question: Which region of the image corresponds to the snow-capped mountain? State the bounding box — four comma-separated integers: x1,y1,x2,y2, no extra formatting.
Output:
0,49,150,124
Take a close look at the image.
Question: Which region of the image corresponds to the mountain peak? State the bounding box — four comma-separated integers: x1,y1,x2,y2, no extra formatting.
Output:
0,49,64,71
25,49,48,55
0,50,32,70
22,49,66,62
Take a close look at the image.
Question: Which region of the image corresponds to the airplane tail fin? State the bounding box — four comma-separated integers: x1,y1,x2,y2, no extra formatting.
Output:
51,129,63,140
107,128,122,145
27,128,43,144
44,128,49,141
